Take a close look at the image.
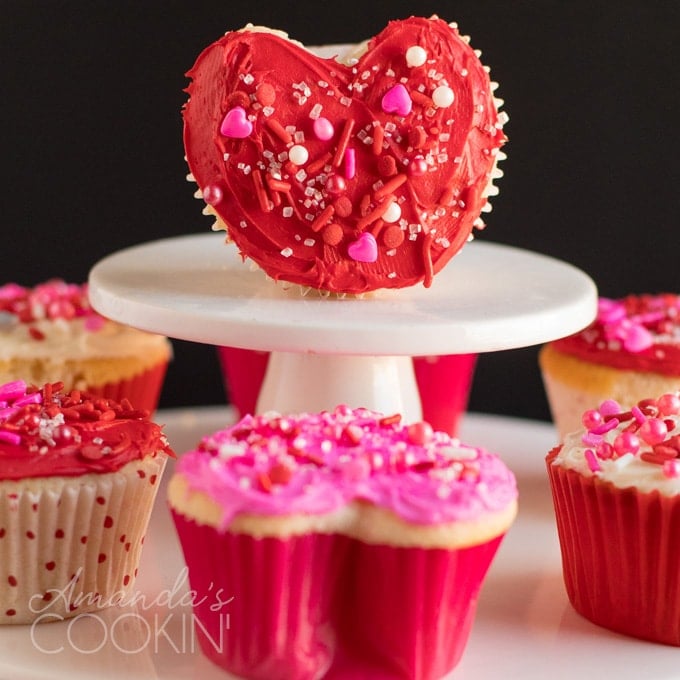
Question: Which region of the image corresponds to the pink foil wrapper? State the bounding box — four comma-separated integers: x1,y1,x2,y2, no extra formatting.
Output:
171,511,347,680
331,536,504,679
172,508,505,678
547,447,680,645
84,361,168,413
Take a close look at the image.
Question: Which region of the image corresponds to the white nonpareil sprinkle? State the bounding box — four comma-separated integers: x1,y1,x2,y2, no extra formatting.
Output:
432,85,455,108
406,45,427,67
281,247,294,258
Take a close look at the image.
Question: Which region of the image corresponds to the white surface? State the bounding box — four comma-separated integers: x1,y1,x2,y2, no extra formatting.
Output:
1,408,678,680
88,233,597,355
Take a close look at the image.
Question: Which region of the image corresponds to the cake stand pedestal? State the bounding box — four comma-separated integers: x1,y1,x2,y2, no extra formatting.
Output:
88,233,597,421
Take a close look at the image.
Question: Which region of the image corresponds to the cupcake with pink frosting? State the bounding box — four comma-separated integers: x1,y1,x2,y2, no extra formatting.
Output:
547,390,680,645
539,293,680,438
0,280,171,412
168,405,517,680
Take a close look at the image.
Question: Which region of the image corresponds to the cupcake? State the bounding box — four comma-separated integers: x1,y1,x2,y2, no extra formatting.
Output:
183,16,507,294
0,379,174,624
0,280,172,412
168,405,517,679
539,294,680,438
546,391,680,645
217,347,476,436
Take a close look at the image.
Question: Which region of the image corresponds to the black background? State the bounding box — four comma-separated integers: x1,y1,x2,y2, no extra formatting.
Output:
2,1,679,421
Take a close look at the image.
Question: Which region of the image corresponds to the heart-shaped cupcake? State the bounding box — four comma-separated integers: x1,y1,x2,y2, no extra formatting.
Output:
183,17,507,293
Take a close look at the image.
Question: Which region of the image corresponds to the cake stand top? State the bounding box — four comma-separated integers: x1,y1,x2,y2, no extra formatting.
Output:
88,233,597,355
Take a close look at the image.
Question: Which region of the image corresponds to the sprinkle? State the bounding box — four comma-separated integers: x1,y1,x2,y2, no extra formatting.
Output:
264,118,292,144
313,117,334,140
219,107,253,138
281,247,294,258
372,124,384,155
347,232,378,263
382,201,402,224
356,196,397,230
332,119,356,168
307,152,332,175
584,449,601,473
405,45,427,67
310,205,335,232
252,169,271,213
202,184,223,206
663,459,680,478
343,148,356,180
432,85,455,108
288,144,309,166
381,84,412,116
374,173,407,200
255,82,276,106
0,431,20,445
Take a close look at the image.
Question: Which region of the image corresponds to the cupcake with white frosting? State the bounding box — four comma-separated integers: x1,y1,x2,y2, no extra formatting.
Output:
169,405,516,679
0,280,171,411
546,390,680,644
539,293,680,438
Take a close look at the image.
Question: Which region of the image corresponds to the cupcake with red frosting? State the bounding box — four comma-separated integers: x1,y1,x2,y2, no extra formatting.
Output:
168,405,517,679
183,16,507,294
0,379,174,624
547,391,680,645
539,294,680,438
0,280,171,412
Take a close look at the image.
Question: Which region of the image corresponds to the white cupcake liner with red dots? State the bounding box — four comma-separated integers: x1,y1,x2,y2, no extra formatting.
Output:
0,454,166,624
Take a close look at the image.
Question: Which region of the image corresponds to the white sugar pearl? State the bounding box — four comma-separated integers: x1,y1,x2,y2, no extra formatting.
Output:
432,85,455,108
383,202,402,223
405,45,427,68
289,144,309,165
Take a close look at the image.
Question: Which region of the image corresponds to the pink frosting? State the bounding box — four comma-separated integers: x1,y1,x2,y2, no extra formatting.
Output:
176,406,517,530
0,279,105,331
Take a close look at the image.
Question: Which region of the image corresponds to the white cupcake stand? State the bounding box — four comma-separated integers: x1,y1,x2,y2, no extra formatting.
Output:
87,232,597,421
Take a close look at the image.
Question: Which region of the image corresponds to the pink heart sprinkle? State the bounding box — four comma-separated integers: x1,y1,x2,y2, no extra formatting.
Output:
347,232,378,263
220,106,253,139
623,324,653,352
381,84,413,116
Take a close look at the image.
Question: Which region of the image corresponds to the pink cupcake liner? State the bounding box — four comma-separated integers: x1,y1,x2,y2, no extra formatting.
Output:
85,361,168,413
171,511,347,680
413,354,477,436
334,536,504,679
547,447,680,645
172,506,505,678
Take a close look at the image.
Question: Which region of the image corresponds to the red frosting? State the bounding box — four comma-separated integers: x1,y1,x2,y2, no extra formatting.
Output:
551,294,680,376
0,380,174,481
183,17,506,293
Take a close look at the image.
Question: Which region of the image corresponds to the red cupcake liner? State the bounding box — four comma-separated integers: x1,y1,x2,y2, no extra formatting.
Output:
171,511,347,680
413,354,477,436
85,361,168,413
216,347,270,417
333,536,504,680
547,447,680,645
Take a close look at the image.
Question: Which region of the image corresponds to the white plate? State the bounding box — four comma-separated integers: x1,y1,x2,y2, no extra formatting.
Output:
2,408,678,680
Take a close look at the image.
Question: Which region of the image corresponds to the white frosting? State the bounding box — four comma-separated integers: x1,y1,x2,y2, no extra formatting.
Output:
0,316,169,361
553,413,680,496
